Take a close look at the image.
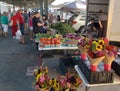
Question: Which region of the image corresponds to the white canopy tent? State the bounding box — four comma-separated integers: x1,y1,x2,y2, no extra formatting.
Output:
60,1,86,13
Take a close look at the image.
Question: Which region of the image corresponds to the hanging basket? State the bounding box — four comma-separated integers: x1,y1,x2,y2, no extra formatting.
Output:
87,55,105,65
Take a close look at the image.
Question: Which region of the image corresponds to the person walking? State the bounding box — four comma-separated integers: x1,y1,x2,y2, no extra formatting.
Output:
16,9,25,35
98,10,108,38
23,10,29,34
0,12,9,37
0,23,2,36
28,14,34,40
0,13,2,36
10,11,18,38
32,12,44,35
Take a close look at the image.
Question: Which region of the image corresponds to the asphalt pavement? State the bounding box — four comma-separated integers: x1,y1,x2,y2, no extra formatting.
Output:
0,32,61,91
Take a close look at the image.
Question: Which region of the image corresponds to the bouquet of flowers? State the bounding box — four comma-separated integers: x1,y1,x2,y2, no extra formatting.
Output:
87,39,106,71
103,45,117,71
34,66,83,91
57,76,71,91
66,72,82,91
49,78,60,91
78,37,90,60
34,66,50,91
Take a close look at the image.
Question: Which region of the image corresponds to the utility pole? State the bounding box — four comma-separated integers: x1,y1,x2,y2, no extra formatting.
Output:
44,0,48,18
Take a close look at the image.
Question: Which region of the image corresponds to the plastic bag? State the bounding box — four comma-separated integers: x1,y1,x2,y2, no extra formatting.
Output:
16,30,22,39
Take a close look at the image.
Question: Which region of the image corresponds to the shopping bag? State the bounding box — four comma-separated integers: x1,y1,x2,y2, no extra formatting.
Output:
9,20,13,27
16,30,22,39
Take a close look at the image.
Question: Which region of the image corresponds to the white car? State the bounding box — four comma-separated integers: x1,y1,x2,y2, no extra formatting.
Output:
69,14,86,33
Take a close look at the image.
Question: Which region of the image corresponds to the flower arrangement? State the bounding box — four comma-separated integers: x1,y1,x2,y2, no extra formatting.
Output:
87,39,107,71
58,76,71,91
78,37,90,60
87,39,106,58
34,66,50,91
66,72,82,90
87,38,117,71
34,66,82,91
103,45,117,71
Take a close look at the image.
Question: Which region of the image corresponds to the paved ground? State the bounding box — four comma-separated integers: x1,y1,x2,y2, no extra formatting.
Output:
0,32,61,91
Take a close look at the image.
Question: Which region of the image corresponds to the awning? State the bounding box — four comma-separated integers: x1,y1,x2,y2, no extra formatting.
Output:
60,1,86,13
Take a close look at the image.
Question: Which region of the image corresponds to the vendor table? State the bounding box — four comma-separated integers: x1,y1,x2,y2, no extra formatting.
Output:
75,65,120,91
38,45,78,66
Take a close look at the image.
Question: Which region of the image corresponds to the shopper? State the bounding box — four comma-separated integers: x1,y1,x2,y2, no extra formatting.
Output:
16,9,25,35
10,11,18,38
32,12,44,35
0,13,2,36
42,15,49,33
23,10,29,34
48,13,53,25
0,23,2,36
29,14,34,40
98,10,108,38
0,12,9,37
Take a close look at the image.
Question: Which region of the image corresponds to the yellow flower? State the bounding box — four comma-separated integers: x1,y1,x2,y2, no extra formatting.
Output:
36,73,43,82
98,39,104,45
49,79,52,85
96,45,103,51
92,41,98,45
36,74,40,82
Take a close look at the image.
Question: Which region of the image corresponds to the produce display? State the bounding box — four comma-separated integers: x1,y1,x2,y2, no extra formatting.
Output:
36,33,81,48
50,22,75,35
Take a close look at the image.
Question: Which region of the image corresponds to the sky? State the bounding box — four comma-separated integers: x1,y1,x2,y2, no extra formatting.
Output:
52,0,86,5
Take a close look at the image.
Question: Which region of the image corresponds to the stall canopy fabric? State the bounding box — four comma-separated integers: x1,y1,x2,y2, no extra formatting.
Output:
60,1,86,12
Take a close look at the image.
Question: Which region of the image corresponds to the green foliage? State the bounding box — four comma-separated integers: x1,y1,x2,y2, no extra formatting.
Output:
36,33,51,39
50,22,75,35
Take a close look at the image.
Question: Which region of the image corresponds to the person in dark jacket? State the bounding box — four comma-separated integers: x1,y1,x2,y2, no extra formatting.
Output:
32,12,44,34
23,10,29,34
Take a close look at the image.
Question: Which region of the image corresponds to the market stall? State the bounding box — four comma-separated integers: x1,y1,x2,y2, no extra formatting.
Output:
36,33,80,66
33,20,120,91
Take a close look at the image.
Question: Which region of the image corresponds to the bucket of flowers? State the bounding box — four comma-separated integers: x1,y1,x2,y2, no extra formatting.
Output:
78,37,90,60
87,39,106,71
103,45,117,71
34,66,51,91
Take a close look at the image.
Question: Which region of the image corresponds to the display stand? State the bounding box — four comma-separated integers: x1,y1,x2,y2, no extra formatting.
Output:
38,45,78,66
75,65,120,91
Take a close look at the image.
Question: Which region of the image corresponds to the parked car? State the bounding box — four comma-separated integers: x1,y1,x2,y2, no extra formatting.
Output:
68,14,86,33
